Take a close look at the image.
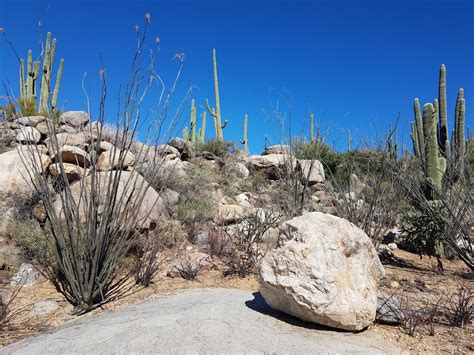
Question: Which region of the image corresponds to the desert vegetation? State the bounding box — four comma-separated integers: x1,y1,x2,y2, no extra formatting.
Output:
0,6,472,354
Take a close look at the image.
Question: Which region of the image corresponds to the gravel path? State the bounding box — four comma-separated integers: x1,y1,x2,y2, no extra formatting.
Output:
1,288,407,354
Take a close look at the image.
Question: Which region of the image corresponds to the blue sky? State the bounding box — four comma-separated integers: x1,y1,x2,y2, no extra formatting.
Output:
1,0,472,153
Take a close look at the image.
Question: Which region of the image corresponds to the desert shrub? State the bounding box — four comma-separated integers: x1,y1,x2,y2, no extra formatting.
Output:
221,208,280,277
197,139,235,156
8,221,55,267
3,190,42,221
132,231,167,287
172,163,215,237
175,259,201,281
444,283,473,327
401,201,452,271
294,139,343,178
240,169,268,194
207,228,228,257
0,284,28,332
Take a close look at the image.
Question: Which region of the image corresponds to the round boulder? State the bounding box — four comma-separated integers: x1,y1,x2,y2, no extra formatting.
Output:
259,212,384,331
16,127,41,143
60,111,90,127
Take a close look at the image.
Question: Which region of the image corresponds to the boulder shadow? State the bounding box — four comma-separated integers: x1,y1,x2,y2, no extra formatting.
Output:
245,292,347,333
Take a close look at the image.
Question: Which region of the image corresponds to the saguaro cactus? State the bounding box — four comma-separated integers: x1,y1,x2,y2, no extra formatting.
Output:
19,32,64,114
347,129,351,152
198,111,207,144
206,49,227,141
189,99,196,143
240,114,249,155
309,113,314,142
438,64,449,157
422,103,446,198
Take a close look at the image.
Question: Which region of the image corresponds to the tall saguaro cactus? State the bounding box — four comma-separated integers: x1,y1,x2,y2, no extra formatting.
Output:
241,114,249,155
438,64,449,157
206,48,227,141
198,111,207,144
411,65,467,184
189,99,196,143
309,113,314,142
19,32,64,115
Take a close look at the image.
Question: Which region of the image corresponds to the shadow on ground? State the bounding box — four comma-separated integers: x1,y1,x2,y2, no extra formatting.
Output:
245,291,349,333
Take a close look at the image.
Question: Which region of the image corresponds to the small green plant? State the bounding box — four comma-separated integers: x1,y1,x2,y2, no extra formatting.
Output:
401,200,451,271
197,139,234,156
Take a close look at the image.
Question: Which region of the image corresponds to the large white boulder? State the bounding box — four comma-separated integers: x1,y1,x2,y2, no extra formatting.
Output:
259,212,384,331
53,171,165,231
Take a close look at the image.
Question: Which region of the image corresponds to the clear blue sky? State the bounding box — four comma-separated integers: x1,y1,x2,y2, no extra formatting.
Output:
1,0,472,153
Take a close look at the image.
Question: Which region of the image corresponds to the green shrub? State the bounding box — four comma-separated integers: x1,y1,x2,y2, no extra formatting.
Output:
8,220,56,268
197,139,235,156
401,200,451,270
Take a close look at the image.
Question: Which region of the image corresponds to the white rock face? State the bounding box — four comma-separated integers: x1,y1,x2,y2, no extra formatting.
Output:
296,159,325,184
259,212,384,331
60,111,90,127
16,127,41,143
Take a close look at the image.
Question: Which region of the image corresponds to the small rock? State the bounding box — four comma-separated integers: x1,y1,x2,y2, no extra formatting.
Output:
58,125,77,134
376,292,404,325
98,149,135,171
388,243,398,250
262,144,290,155
29,300,59,316
10,263,39,287
388,280,400,290
60,111,90,127
15,116,46,127
235,193,252,208
54,145,90,167
233,162,249,178
217,204,245,224
49,162,85,182
16,127,41,143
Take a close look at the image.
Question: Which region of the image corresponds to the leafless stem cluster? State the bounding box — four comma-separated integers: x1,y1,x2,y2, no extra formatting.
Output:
19,15,189,313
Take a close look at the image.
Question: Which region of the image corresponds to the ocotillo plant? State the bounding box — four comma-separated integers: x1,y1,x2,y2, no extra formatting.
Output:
19,32,64,115
240,113,249,155
206,49,227,141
